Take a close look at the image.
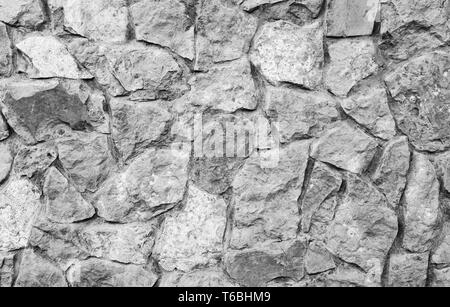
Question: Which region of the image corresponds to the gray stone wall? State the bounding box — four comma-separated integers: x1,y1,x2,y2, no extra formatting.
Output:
0,0,449,287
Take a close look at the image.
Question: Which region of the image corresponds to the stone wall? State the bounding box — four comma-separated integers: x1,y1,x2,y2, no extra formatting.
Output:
0,0,449,287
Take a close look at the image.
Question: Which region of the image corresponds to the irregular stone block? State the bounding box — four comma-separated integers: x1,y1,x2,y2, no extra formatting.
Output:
403,153,441,253
16,35,93,79
160,268,238,287
387,251,429,287
131,0,195,60
251,20,324,89
242,0,324,16
0,143,12,184
231,141,310,249
0,0,46,28
0,23,12,77
311,121,378,174
384,51,450,152
431,152,450,193
0,178,41,252
0,254,14,287
301,161,342,233
371,136,410,207
15,250,67,287
327,0,380,37
43,167,95,224
341,81,396,140
431,267,450,287
0,114,8,141
154,186,227,272
68,259,158,287
94,145,191,223
110,98,171,161
195,0,257,70
327,174,398,283
325,38,378,97
63,0,129,43
432,223,450,265
265,86,340,143
305,241,336,274
13,143,57,179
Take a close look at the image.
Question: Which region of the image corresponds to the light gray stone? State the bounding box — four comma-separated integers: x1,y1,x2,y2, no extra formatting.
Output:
0,143,12,184
311,121,378,174
0,23,12,77
160,268,238,287
131,0,195,60
305,241,336,274
265,86,340,143
251,20,324,89
403,153,441,253
0,114,8,141
431,152,450,193
327,0,380,37
63,0,129,43
431,267,450,287
371,136,410,207
241,0,324,16
0,254,14,287
432,223,450,265
325,38,378,97
384,51,450,152
387,251,429,287
0,0,46,28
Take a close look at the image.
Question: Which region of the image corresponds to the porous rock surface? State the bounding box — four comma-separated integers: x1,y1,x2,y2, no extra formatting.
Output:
0,0,448,288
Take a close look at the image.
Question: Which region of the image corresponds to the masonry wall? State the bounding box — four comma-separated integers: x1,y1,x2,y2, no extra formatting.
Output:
0,0,449,287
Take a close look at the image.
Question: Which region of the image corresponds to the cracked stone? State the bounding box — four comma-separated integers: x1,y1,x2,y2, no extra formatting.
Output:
15,250,67,287
265,86,340,143
387,251,429,287
301,161,342,233
225,240,307,286
0,254,14,287
105,43,188,101
0,143,12,184
188,58,258,113
326,174,398,284
13,143,57,179
311,121,378,174
251,20,324,89
16,35,93,79
325,38,378,97
110,98,171,162
403,153,441,253
67,258,158,287
370,136,410,207
305,241,336,274
94,145,191,223
0,23,12,77
384,51,450,152
160,267,238,287
131,0,195,60
195,0,258,70
341,81,396,140
63,0,129,43
327,0,380,37
231,141,310,249
0,178,41,252
154,185,227,272
0,0,46,28
43,167,95,224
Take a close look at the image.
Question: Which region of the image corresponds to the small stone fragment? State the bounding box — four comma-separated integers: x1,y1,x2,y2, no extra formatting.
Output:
305,242,336,274
63,0,129,43
301,161,342,233
341,81,396,140
195,0,258,70
265,86,340,142
403,153,441,253
43,167,95,224
371,136,410,207
327,0,380,37
0,178,41,252
16,35,93,79
251,20,324,89
68,259,158,287
131,0,195,59
0,143,12,184
325,38,378,97
0,0,46,28
387,251,429,287
326,174,398,283
110,98,171,161
154,186,227,272
311,121,378,174
384,51,450,152
15,250,67,287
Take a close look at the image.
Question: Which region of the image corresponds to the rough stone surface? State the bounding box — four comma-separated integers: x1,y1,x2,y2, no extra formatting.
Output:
325,38,378,97
327,0,380,37
311,121,378,174
251,20,324,89
387,251,429,287
0,0,449,288
384,51,450,152
403,153,441,253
